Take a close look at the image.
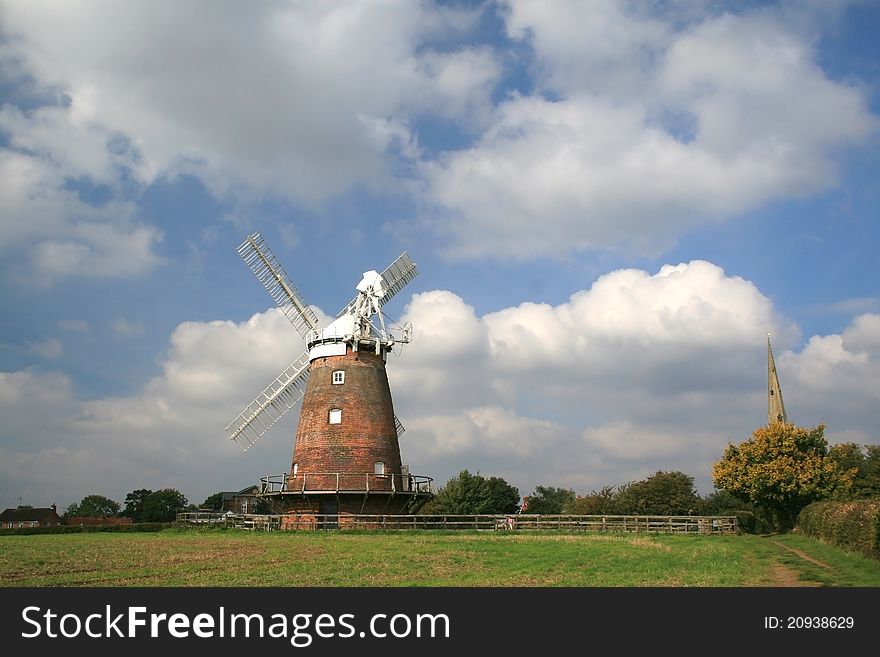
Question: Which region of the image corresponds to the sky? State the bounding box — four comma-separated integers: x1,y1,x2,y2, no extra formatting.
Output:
1,0,878,511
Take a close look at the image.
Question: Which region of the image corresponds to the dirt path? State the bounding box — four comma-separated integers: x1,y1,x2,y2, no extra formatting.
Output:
770,540,833,569
766,540,831,586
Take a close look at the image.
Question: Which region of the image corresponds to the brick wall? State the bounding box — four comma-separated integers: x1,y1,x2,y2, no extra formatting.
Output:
289,347,402,491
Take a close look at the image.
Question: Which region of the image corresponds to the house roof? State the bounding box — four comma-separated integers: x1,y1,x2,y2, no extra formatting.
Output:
220,485,259,501
0,507,60,522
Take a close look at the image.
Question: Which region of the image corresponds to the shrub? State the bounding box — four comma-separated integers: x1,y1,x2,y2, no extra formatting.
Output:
0,522,174,536
797,500,880,560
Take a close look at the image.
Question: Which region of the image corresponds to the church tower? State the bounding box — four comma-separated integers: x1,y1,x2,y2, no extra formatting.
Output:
767,334,788,425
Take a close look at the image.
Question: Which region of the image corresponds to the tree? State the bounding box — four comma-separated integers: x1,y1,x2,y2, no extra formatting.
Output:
828,443,880,499
123,489,153,522
860,445,880,498
567,486,619,514
202,492,224,510
614,471,702,515
141,489,188,522
712,423,852,530
522,486,575,514
420,470,519,514
64,494,120,518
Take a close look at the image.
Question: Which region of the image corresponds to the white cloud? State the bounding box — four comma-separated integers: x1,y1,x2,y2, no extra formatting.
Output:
0,140,163,283
390,260,807,492
0,280,876,504
110,318,145,338
1,0,499,204
0,308,309,507
780,313,880,444
58,320,90,333
425,4,877,259
26,338,63,360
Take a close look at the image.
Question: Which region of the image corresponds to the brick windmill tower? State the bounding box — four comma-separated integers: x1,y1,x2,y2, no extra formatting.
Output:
226,233,433,521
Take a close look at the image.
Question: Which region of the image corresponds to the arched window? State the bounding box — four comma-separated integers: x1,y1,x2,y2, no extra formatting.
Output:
374,461,385,475
329,408,342,424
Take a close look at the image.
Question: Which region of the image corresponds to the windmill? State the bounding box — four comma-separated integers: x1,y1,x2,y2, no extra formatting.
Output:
225,233,433,518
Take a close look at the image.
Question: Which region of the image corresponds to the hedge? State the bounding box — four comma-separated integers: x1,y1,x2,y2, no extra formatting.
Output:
797,500,880,560
0,522,174,536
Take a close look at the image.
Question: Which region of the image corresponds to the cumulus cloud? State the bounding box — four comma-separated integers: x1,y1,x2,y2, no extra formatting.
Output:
391,260,806,492
0,268,876,504
1,0,499,204
425,3,877,259
2,1,873,266
0,308,310,506
781,313,880,444
0,136,163,283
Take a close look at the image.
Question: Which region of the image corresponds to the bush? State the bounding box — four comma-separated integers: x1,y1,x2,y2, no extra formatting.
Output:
0,522,174,536
798,500,880,560
732,510,776,535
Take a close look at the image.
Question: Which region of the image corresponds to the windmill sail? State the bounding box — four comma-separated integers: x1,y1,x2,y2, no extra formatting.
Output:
226,351,311,451
394,414,405,438
237,233,321,341
337,252,418,318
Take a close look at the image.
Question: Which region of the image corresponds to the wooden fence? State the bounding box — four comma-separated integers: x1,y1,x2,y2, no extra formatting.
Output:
177,512,738,534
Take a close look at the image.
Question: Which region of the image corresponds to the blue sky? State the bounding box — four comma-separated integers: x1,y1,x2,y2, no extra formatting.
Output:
1,1,878,510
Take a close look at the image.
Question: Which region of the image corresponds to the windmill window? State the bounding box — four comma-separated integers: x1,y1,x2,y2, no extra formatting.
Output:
374,461,385,475
329,408,342,424
293,463,298,476
332,370,345,385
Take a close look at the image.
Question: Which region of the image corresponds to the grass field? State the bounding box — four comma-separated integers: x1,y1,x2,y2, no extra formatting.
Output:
1,530,879,587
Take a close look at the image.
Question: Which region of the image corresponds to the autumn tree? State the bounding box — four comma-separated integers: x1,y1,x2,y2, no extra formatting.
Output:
712,423,852,530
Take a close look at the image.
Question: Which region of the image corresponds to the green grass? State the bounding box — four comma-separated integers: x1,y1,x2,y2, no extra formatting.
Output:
1,529,878,587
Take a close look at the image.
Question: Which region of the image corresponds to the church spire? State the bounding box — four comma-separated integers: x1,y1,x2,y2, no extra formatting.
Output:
767,334,788,425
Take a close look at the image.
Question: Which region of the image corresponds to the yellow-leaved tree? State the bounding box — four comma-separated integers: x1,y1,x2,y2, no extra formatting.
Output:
712,423,853,531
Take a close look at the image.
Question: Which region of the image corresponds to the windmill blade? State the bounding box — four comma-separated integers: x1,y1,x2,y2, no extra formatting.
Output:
226,351,311,451
394,414,405,438
337,252,418,318
237,233,321,341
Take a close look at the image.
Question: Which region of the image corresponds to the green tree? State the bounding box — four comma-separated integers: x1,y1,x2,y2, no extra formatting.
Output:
614,471,702,515
523,486,575,514
701,489,747,515
860,445,880,498
567,486,619,514
123,489,153,522
202,492,224,510
713,423,852,530
828,443,880,499
64,494,120,518
420,470,519,514
141,489,188,522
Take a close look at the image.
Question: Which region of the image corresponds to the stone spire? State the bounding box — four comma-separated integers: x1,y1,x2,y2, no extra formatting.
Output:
767,334,788,425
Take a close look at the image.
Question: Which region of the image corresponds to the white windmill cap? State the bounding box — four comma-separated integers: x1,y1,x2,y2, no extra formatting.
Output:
356,270,384,296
